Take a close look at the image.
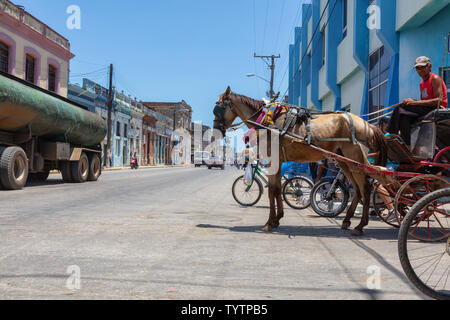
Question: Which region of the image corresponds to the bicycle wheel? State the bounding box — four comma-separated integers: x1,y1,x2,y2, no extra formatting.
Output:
232,175,263,207
310,178,349,218
372,182,399,228
282,176,314,210
398,188,450,300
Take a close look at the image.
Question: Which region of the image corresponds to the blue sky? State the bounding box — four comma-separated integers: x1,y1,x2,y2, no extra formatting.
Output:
18,0,307,126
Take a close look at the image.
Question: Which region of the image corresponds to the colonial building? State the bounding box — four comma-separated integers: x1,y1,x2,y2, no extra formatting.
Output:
289,0,450,118
144,100,192,132
0,0,74,97
81,78,113,166
144,101,192,165
143,102,177,165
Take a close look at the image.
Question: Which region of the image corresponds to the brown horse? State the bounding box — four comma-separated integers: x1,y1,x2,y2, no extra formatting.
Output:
213,87,387,236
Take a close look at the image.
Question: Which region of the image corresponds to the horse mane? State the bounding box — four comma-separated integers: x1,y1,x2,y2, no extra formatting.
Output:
225,92,261,111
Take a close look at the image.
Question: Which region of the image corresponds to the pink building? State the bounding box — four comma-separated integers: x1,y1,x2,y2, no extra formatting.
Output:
0,0,74,97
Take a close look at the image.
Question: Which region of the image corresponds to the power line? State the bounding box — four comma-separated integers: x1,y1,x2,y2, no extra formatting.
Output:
281,0,338,100
276,1,313,94
273,0,287,53
260,0,270,54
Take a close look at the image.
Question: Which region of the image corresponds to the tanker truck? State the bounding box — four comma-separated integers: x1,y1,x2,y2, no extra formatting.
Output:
0,71,107,190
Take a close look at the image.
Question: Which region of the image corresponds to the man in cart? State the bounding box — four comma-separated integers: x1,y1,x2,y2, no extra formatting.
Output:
386,56,448,149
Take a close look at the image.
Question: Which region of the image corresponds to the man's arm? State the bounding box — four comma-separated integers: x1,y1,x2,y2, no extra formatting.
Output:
404,76,444,108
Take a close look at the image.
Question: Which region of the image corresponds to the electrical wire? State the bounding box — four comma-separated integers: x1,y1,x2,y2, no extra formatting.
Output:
275,1,312,94
281,0,338,100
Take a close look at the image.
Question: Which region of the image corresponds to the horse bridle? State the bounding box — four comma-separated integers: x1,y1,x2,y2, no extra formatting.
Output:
213,97,235,134
213,97,264,133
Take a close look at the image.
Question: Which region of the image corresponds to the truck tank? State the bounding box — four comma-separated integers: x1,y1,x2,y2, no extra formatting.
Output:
0,72,106,147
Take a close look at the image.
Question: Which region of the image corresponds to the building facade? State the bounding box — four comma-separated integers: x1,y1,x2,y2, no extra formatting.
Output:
289,0,450,119
144,101,193,165
0,0,74,97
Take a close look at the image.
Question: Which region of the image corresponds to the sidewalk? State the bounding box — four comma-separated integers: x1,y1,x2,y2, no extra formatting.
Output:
102,164,193,171
49,164,193,175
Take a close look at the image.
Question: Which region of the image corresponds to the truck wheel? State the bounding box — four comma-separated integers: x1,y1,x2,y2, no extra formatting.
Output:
88,153,101,182
71,152,89,183
0,146,29,190
60,161,73,183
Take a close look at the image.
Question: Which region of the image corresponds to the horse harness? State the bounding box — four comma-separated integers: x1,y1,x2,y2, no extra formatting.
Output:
215,97,360,149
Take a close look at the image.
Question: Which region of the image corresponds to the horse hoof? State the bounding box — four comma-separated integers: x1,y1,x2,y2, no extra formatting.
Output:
341,222,351,230
262,225,272,232
351,229,364,237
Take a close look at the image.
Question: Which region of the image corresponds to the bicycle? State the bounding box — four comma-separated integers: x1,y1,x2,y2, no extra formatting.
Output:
232,161,314,210
310,168,351,218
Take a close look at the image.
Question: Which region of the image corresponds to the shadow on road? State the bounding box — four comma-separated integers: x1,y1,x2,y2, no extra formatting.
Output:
196,223,399,241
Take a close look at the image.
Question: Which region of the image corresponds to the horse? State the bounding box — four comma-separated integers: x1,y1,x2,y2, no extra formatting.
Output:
213,87,387,236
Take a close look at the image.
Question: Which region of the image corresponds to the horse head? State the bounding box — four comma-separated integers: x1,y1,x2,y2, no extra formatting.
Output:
213,86,238,136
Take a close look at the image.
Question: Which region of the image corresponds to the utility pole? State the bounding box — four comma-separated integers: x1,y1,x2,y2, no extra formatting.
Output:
105,64,113,168
254,53,280,99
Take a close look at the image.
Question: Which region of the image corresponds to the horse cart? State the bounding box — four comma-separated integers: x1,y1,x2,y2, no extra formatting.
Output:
213,87,449,299
252,107,450,300
306,108,450,300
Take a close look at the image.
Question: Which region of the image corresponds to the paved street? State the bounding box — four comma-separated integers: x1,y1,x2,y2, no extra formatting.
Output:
0,166,427,300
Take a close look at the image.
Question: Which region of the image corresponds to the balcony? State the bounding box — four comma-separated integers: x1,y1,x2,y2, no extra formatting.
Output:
0,0,70,51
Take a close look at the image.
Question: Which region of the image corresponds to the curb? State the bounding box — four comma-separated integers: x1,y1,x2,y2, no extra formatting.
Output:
49,164,193,175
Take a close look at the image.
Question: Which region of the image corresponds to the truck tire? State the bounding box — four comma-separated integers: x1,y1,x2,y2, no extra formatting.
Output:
60,161,73,183
71,152,89,183
0,146,29,190
88,153,101,181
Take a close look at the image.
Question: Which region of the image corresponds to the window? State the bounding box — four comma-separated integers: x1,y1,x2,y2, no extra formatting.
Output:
440,67,450,87
116,122,121,137
0,42,9,73
440,67,450,97
342,0,348,39
124,124,128,138
116,140,120,156
25,54,35,83
48,65,57,92
368,46,390,120
321,30,326,66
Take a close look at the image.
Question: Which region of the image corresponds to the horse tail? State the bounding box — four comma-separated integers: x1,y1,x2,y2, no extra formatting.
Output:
371,126,388,167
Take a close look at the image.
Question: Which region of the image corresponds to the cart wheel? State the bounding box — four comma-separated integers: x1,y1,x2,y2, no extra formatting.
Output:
282,176,314,210
398,188,450,300
433,146,450,177
394,175,450,240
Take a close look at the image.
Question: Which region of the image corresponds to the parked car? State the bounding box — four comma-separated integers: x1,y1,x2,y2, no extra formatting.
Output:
206,156,225,170
194,151,210,167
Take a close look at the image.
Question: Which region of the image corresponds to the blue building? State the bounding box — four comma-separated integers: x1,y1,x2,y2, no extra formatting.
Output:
289,0,450,118
67,83,96,112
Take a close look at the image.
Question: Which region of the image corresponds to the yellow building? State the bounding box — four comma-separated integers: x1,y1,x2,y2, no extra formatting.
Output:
0,0,74,97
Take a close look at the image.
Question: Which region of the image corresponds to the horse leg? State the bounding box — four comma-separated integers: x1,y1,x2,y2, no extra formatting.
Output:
262,185,278,232
338,163,360,230
352,178,372,236
275,192,284,226
342,192,360,230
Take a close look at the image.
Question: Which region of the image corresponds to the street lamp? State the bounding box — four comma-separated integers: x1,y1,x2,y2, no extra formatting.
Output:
246,73,274,98
246,73,270,84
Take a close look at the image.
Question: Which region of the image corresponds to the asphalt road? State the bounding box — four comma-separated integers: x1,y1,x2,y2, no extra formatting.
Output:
0,166,427,300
